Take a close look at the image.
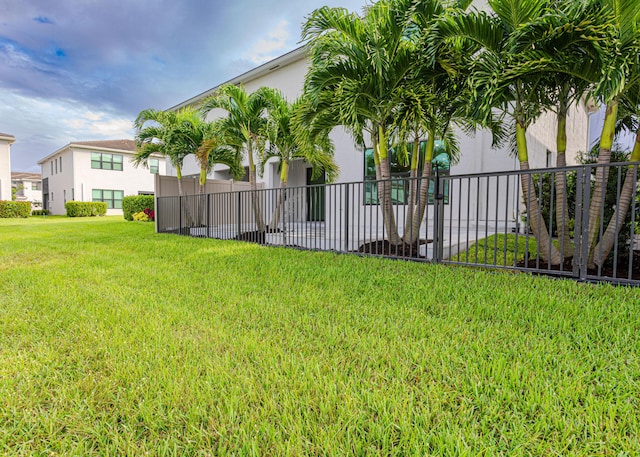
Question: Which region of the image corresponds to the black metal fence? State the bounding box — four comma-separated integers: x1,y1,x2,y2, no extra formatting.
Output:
156,162,640,286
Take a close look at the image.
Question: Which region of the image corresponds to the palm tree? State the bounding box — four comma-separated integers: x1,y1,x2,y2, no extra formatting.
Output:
432,0,567,264
586,0,640,267
394,0,475,242
200,84,280,233
499,0,610,257
195,119,244,195
302,0,415,244
262,92,338,230
591,80,640,265
134,107,201,197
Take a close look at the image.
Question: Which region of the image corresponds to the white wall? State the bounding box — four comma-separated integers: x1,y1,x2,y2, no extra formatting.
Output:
41,146,166,215
13,178,43,207
0,138,12,201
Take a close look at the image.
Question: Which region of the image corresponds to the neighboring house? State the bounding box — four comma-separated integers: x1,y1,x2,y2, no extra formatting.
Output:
0,132,15,201
11,172,43,208
167,47,593,229
37,139,166,216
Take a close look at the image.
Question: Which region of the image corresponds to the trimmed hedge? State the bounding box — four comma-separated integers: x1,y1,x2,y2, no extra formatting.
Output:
122,195,155,221
32,209,50,216
0,201,31,218
65,201,107,217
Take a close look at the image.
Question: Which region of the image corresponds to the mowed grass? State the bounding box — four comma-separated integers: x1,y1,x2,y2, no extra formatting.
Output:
1,217,639,456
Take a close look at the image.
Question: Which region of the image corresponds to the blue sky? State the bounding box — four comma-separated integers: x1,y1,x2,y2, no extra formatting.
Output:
1,0,366,171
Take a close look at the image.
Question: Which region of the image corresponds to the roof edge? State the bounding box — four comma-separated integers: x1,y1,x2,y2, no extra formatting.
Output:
37,141,160,165
0,133,16,143
168,45,308,111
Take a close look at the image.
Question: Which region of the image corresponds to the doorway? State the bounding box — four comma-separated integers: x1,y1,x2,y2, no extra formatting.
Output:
306,168,325,222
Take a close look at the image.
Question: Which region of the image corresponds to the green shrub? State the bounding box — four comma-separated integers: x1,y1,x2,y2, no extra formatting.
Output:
122,195,155,221
65,201,107,217
0,201,31,218
32,209,50,216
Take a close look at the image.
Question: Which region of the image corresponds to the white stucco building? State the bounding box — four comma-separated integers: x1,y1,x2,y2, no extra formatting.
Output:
168,47,592,199
11,172,43,208
0,132,15,201
171,47,592,184
37,139,166,215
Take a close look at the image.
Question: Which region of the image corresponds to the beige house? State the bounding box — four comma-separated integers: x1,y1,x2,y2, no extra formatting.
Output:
0,132,15,201
37,139,166,215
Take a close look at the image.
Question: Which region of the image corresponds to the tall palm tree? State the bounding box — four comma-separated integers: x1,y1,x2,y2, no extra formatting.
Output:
200,84,279,233
302,0,415,244
262,92,337,230
432,0,566,264
592,80,640,265
500,0,610,256
395,0,475,242
586,0,640,267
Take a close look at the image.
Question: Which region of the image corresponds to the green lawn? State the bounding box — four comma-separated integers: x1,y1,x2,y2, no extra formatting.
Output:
1,216,639,456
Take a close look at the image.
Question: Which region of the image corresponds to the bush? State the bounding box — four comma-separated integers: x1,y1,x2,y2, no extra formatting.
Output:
123,195,155,221
32,209,50,216
65,201,107,217
0,201,31,218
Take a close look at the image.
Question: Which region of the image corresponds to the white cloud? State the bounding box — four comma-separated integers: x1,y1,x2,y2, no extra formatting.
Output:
246,20,291,65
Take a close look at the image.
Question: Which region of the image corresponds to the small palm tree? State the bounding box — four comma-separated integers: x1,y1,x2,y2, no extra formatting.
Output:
200,84,280,233
195,119,244,195
262,92,337,230
134,107,201,197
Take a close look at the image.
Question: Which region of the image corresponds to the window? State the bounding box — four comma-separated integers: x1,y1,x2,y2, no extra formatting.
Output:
55,159,58,174
32,181,41,190
63,190,66,203
59,156,62,173
363,140,449,205
92,189,124,209
91,152,123,171
51,161,54,175
71,188,74,200
149,158,159,174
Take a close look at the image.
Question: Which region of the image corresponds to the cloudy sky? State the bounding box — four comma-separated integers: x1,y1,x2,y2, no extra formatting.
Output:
1,0,366,172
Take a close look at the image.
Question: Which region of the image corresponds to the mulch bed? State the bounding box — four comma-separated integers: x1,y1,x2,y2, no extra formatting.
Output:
355,239,432,259
518,252,640,281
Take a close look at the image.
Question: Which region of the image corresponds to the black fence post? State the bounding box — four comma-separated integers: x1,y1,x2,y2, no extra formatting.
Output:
344,184,350,252
179,196,183,236
206,193,211,238
434,166,444,262
573,165,591,281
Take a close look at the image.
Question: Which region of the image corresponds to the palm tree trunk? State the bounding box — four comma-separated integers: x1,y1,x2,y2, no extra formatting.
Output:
403,136,420,241
269,160,288,231
587,99,618,266
376,125,400,245
405,133,435,243
591,129,640,267
176,165,193,229
516,120,562,265
247,142,266,233
555,95,573,257
198,167,207,226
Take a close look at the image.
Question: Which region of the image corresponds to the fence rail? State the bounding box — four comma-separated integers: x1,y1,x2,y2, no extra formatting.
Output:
156,162,640,286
